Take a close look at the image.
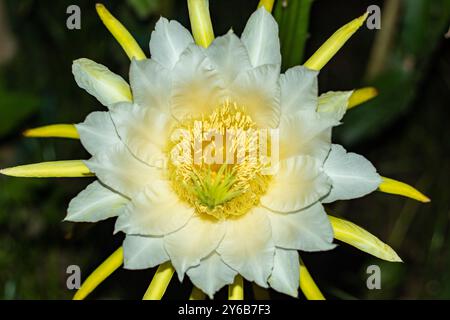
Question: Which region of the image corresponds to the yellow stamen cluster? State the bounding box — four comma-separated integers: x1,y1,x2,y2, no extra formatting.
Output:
167,102,272,220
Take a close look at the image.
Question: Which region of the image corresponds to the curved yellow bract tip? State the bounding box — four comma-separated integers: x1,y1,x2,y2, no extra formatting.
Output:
228,275,244,300
142,262,175,300
23,124,79,139
0,160,93,178
299,257,325,300
257,0,275,12
95,3,146,60
73,247,123,300
348,87,378,109
329,215,402,262
304,12,369,71
189,287,206,300
379,177,430,203
187,0,215,48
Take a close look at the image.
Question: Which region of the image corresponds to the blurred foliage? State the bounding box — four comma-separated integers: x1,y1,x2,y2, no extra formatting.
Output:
0,0,449,300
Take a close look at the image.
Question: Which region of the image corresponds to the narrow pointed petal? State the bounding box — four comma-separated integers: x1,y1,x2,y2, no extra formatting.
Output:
95,4,146,60
73,247,123,300
299,257,325,300
379,177,430,203
23,124,79,139
348,87,378,109
329,215,402,262
258,0,275,12
187,0,215,48
189,287,206,300
228,275,244,300
142,262,175,300
72,58,132,108
303,12,368,71
0,160,93,178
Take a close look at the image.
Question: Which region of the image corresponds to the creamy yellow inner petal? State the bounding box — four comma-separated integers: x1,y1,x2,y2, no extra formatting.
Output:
167,102,273,220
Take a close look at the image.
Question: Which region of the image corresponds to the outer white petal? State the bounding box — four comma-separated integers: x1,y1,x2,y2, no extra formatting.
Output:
84,144,159,198
110,102,173,168
241,7,281,67
280,66,318,114
217,207,275,287
279,110,338,162
317,91,353,122
72,58,131,107
266,203,335,251
164,215,226,281
230,64,281,128
123,235,169,270
322,144,381,203
114,179,194,236
149,17,194,70
206,31,252,88
129,58,171,112
76,111,121,156
187,252,237,299
171,44,224,120
65,181,128,222
261,156,331,213
268,248,299,297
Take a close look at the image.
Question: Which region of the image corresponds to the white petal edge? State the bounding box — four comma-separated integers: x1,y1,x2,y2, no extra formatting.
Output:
241,7,281,67
65,180,128,222
322,144,381,203
123,234,169,270
268,248,300,297
317,91,353,122
261,156,331,213
149,17,194,70
280,66,318,114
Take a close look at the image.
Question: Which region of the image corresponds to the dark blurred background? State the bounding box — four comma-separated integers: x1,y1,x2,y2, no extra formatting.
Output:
0,0,448,299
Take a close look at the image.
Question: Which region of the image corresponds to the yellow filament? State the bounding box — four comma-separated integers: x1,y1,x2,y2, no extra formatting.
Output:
23,124,79,139
348,87,378,109
187,0,215,48
379,176,430,203
257,0,275,12
142,262,175,300
95,3,146,60
73,247,123,300
304,12,368,71
0,160,93,178
299,257,325,300
329,215,402,262
228,275,244,300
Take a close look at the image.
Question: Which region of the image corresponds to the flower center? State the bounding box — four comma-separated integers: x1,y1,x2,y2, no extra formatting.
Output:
167,102,273,220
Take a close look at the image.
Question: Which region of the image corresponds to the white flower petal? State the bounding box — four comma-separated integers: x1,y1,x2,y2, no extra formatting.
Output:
217,208,275,287
279,110,337,162
317,91,353,122
241,7,281,67
110,102,173,167
84,144,159,198
123,234,169,270
280,66,318,114
72,58,131,108
266,203,335,251
129,58,172,112
268,248,299,297
164,215,225,281
322,144,381,203
206,31,252,88
230,64,281,128
114,179,194,236
65,181,128,222
261,156,331,213
149,17,194,70
187,252,237,299
171,44,224,120
76,111,121,156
